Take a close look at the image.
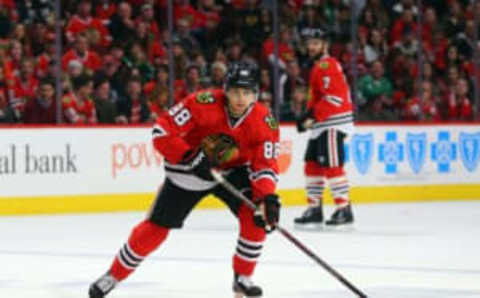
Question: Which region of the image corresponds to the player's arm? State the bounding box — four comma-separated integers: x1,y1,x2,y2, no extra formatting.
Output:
151,95,197,164
250,116,281,232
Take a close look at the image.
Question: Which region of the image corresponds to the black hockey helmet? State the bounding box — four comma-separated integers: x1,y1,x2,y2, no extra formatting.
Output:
225,61,259,92
302,27,331,43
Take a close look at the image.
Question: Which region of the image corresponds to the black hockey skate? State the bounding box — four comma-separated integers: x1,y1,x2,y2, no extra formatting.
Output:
325,204,354,230
294,206,323,230
89,272,117,298
233,273,262,298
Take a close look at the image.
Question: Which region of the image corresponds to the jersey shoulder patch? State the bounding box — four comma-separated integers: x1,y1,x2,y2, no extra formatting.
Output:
264,114,279,130
196,91,215,104
318,61,330,70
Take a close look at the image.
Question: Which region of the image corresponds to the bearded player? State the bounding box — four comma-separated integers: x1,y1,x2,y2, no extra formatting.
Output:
89,61,281,298
294,28,355,229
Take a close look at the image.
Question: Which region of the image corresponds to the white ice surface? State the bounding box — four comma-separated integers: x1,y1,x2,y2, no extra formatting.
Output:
2,201,480,298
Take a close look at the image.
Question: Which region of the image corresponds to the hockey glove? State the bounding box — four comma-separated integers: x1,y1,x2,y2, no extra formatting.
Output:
254,194,281,233
181,149,214,181
296,110,314,133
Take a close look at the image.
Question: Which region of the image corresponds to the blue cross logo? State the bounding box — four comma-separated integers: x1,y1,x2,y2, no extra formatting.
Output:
431,131,456,173
378,132,404,174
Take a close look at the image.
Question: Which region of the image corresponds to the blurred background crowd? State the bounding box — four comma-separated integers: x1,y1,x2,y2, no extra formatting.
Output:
0,0,479,124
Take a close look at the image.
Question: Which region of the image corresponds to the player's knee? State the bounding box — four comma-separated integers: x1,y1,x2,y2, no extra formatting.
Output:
129,220,170,256
305,161,327,176
325,166,345,178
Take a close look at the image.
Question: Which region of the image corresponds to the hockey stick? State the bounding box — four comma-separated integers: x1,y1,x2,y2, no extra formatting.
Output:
211,170,368,298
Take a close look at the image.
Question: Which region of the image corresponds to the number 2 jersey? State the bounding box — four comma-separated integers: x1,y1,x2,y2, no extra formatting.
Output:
308,56,354,137
152,89,279,201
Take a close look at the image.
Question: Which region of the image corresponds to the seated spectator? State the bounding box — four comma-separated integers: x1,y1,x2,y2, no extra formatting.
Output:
108,1,135,43
148,89,169,121
144,64,169,99
23,78,57,124
65,0,112,49
357,60,393,107
402,81,441,122
237,0,262,50
95,54,123,101
62,75,97,124
6,39,24,76
135,4,160,40
390,9,416,45
260,68,272,96
444,0,466,39
184,64,202,94
117,76,150,124
259,90,273,113
279,60,306,105
446,78,473,121
363,28,388,64
62,33,102,74
394,26,419,58
123,42,154,82
210,61,227,88
0,81,15,123
262,25,295,70
10,58,39,119
191,52,210,87
280,85,308,121
93,78,119,124
95,0,117,25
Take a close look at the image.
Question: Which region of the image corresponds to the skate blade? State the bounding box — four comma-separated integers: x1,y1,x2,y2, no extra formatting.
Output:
323,223,355,232
234,292,261,298
294,222,324,231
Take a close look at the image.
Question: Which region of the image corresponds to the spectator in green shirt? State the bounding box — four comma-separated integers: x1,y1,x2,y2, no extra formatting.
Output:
357,60,398,121
357,60,393,104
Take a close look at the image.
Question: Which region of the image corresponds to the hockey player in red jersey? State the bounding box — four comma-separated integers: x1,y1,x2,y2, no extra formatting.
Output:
294,28,355,229
89,62,281,298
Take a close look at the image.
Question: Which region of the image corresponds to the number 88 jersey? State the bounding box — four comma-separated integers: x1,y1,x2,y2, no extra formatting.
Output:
152,88,280,199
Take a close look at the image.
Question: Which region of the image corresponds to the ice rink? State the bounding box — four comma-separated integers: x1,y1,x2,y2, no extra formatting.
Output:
2,201,480,298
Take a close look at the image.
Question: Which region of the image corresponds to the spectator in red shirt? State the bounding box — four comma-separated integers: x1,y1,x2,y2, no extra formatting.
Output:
10,58,39,117
62,33,103,73
0,77,16,123
23,78,57,124
446,78,473,121
148,89,168,121
425,29,448,72
136,4,160,40
62,75,97,124
391,9,417,45
403,81,441,122
262,25,295,70
95,0,117,25
7,39,24,76
65,0,112,49
439,65,461,98
174,0,201,29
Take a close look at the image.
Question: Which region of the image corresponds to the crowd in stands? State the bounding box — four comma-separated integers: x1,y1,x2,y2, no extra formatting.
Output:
0,0,478,124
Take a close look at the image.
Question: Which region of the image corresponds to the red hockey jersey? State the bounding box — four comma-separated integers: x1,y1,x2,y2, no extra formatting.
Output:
152,89,279,200
308,56,354,135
